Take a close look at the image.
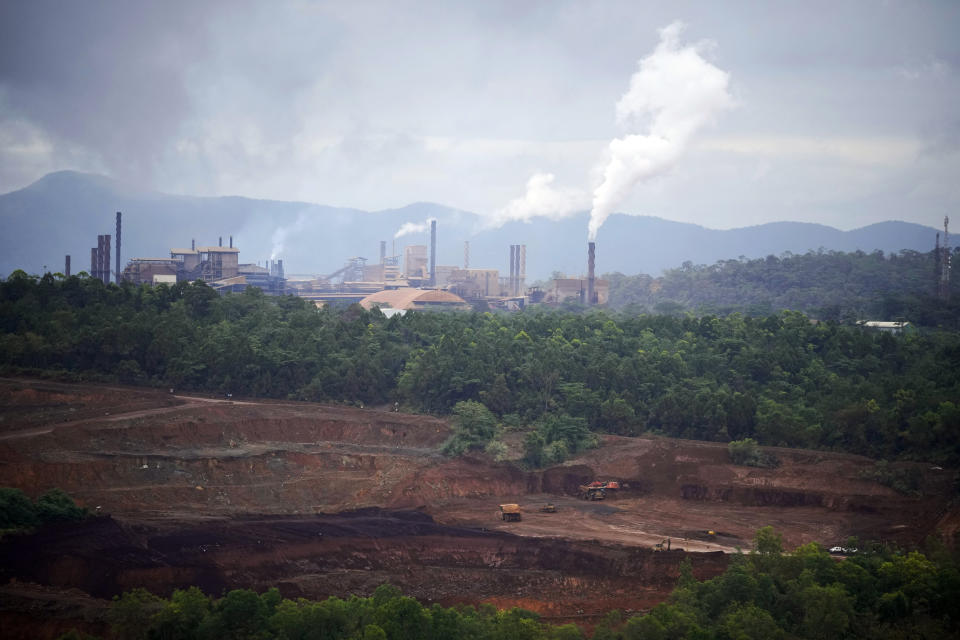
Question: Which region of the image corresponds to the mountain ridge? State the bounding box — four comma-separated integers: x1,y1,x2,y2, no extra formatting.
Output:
0,171,941,280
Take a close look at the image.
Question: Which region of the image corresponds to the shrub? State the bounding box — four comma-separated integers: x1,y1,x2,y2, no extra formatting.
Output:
728,438,779,468
442,401,498,456
0,487,39,529
36,488,90,522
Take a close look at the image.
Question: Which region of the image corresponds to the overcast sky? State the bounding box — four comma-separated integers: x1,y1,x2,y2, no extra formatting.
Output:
1,0,958,233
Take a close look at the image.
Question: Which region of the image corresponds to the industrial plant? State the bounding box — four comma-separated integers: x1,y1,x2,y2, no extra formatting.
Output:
73,213,609,311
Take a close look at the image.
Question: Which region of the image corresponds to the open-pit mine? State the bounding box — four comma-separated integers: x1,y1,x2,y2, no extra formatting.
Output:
1,378,956,638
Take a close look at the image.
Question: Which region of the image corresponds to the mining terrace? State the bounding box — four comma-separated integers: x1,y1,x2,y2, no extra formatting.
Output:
0,378,956,637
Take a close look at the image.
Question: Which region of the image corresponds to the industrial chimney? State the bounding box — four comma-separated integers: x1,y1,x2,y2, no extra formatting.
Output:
519,244,526,296
509,245,516,294
430,219,437,286
95,235,106,283
464,241,470,269
65,255,71,277
940,216,952,301
102,234,111,285
380,240,386,264
115,211,121,284
95,235,103,281
587,242,596,305
229,235,233,248
90,248,97,280
219,236,223,247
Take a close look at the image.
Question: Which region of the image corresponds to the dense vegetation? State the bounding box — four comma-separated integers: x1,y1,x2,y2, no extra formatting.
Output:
0,487,90,532
2,270,960,467
606,248,960,325
56,530,959,639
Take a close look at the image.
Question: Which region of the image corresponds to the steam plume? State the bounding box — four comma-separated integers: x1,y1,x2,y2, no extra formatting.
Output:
588,21,733,240
394,218,435,239
270,211,310,260
487,172,589,228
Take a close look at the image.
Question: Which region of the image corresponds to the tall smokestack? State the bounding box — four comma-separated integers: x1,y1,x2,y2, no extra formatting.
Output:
65,255,71,277
229,235,233,248
430,219,437,286
96,235,104,282
520,244,526,295
509,245,516,294
587,242,596,305
191,238,195,251
115,212,121,284
380,240,386,264
511,245,517,295
941,216,952,301
277,259,284,279
90,248,97,280
464,241,470,269
102,234,111,285
219,236,223,247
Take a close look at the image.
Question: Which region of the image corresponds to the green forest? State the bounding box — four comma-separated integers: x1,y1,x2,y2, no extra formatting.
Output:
2,251,960,468
605,248,960,325
57,530,960,640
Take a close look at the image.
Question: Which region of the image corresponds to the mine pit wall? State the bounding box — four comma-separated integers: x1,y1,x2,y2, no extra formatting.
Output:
36,411,449,453
0,442,943,528
0,513,730,620
0,407,455,514
0,399,951,546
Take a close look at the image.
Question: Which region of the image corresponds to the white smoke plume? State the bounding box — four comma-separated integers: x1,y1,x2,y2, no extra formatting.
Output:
394,219,435,239
270,211,311,260
588,21,733,240
487,172,589,228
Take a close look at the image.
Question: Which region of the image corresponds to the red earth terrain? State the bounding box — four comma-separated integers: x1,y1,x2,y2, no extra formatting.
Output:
0,378,955,638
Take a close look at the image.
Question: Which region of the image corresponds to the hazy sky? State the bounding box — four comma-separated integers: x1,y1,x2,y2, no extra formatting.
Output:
1,0,958,233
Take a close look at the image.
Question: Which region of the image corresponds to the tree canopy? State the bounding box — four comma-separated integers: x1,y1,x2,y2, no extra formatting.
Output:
3,271,960,467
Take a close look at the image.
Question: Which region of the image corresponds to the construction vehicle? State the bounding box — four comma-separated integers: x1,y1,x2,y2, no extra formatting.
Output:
653,538,672,551
540,503,557,513
578,480,621,501
499,504,522,522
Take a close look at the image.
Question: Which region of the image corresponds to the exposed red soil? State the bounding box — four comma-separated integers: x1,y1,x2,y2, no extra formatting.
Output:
0,378,955,636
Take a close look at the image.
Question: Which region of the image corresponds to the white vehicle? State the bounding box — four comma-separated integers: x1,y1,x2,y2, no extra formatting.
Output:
829,546,857,554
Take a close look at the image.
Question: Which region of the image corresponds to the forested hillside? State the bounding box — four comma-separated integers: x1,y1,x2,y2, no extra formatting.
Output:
606,248,960,326
2,271,959,468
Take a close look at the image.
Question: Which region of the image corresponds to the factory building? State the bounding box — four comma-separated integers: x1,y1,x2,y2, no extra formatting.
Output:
446,268,500,298
544,277,610,305
121,257,180,285
360,287,470,313
122,237,286,295
404,245,428,278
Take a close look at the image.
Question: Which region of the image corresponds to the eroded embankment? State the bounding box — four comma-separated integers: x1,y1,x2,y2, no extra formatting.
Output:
0,510,728,617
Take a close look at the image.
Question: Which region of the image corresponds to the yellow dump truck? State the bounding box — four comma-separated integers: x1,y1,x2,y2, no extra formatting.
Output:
499,503,522,522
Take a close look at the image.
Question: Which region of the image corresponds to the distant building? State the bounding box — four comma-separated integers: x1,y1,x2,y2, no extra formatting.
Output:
545,278,609,305
192,246,240,281
360,287,470,312
404,245,428,278
121,257,180,285
447,268,500,298
122,242,286,295
857,320,916,335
